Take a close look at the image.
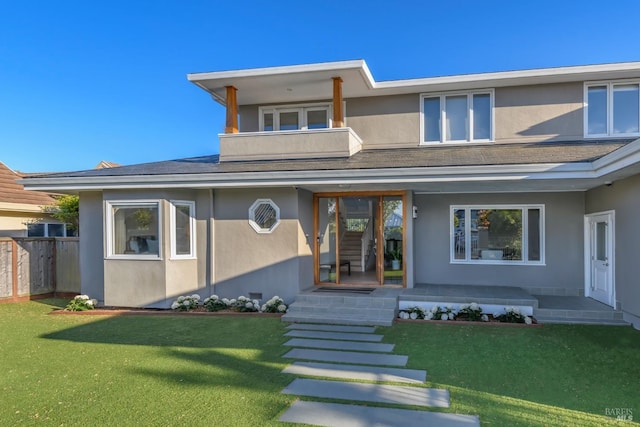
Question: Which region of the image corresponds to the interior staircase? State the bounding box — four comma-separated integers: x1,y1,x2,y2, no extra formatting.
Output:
340,231,363,272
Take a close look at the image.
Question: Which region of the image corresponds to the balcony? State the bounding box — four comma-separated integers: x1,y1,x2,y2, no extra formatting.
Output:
218,127,363,162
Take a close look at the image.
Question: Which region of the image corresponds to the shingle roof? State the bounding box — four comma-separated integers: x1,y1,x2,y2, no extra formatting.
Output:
0,162,56,206
31,140,632,179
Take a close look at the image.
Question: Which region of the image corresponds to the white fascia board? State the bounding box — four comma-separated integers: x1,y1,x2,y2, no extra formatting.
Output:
21,162,599,192
187,60,369,83
591,137,640,175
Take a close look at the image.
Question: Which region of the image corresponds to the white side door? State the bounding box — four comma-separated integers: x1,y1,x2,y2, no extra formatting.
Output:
586,212,614,307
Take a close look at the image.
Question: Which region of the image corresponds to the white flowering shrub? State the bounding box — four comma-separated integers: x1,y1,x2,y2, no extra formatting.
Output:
457,302,484,321
203,295,227,312
429,305,457,321
236,296,260,312
494,306,533,324
170,294,200,311
261,296,287,313
397,306,426,320
65,295,98,311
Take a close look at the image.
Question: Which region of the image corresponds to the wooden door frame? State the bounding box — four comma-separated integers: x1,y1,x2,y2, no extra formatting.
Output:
313,191,406,287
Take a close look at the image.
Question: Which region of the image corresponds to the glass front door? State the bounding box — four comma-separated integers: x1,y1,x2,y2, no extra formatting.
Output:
314,193,405,286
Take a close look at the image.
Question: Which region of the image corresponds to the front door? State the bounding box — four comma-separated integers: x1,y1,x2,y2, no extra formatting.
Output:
314,193,405,286
586,212,615,307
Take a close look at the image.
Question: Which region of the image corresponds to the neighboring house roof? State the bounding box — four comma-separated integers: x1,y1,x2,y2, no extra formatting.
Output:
95,160,121,169
0,161,56,210
20,139,640,193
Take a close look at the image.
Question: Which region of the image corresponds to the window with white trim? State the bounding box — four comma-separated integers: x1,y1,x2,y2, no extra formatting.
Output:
27,223,70,237
585,81,640,137
170,200,196,259
260,104,331,131
106,201,161,258
421,90,493,144
451,205,544,264
249,199,280,233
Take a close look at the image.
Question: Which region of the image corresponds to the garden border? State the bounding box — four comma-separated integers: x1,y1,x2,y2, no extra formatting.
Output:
49,309,284,317
395,318,542,327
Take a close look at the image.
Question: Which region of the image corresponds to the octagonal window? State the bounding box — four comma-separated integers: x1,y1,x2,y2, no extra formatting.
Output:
249,199,280,234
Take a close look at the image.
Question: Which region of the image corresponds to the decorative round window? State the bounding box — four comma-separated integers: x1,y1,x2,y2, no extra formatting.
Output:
248,199,280,234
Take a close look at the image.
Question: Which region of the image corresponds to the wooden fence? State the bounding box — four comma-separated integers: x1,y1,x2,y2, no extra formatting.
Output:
0,237,80,302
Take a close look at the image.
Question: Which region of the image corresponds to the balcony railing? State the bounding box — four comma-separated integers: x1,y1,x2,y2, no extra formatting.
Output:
218,127,363,162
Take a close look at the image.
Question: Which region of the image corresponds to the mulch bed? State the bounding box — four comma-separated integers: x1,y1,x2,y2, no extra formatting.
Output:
396,317,541,327
50,308,284,317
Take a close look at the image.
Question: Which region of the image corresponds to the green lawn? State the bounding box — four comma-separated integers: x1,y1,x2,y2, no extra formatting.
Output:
1,300,638,426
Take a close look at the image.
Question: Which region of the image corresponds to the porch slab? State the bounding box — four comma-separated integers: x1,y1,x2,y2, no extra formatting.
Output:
535,295,614,310
404,284,538,307
282,361,426,383
286,323,377,333
281,378,449,407
283,348,408,366
284,330,383,342
283,338,394,352
279,401,479,427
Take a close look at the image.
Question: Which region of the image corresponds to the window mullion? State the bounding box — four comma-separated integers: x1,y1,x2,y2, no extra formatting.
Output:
522,208,528,262
440,96,446,143
465,208,471,261
468,93,473,141
607,83,613,136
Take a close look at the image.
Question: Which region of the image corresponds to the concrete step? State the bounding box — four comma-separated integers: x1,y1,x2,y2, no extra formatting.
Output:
280,401,479,427
282,361,426,383
284,329,384,342
282,312,394,327
286,304,396,318
294,294,397,308
534,307,624,321
535,316,630,326
281,378,449,407
286,323,377,333
284,338,394,352
283,348,408,366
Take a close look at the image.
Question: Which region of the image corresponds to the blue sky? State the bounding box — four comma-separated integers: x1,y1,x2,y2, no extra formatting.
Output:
2,0,640,172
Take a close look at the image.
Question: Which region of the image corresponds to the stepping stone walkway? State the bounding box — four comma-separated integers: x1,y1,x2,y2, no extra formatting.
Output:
279,323,480,426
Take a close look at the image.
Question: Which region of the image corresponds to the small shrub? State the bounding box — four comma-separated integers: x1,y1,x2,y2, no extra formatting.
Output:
203,295,227,312
261,296,287,313
398,306,426,320
236,296,260,312
65,295,97,311
458,302,484,321
494,306,533,324
171,294,200,311
429,305,457,321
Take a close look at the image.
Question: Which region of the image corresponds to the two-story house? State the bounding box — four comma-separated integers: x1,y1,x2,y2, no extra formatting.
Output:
23,60,640,328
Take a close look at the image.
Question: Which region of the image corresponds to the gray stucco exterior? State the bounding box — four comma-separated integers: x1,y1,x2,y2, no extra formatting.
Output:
586,173,640,326
414,192,586,295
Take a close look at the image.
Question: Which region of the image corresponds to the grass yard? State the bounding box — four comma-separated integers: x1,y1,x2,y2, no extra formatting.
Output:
1,299,639,426
385,322,640,426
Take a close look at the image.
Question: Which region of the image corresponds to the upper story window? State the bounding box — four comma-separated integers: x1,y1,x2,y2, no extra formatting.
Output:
585,81,640,137
259,104,331,131
421,90,493,144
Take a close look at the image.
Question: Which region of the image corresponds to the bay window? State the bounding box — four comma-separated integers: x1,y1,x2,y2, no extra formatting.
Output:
106,201,161,258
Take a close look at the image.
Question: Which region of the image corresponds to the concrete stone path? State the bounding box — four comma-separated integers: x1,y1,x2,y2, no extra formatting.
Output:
284,329,383,342
283,338,394,352
283,348,408,366
286,323,376,333
280,401,480,427
278,323,479,426
282,361,426,383
282,378,450,407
